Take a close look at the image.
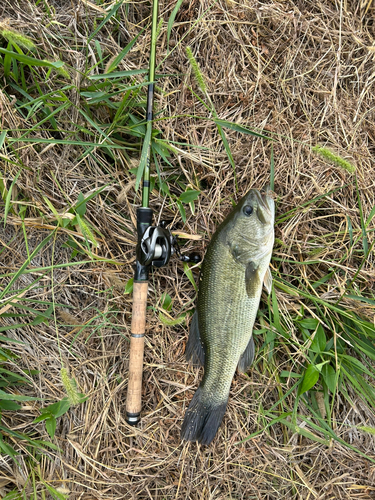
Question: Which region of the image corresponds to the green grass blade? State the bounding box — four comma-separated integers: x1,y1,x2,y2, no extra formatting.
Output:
135,123,152,192
355,175,368,255
95,40,104,67
0,131,7,149
4,170,21,227
77,108,114,144
3,44,12,78
365,203,375,228
87,1,124,43
6,136,133,149
0,48,64,68
0,390,37,402
0,231,54,300
0,336,23,344
215,121,238,190
280,418,330,446
88,68,147,80
106,29,144,73
183,262,198,292
213,118,270,140
73,184,110,213
0,259,124,282
16,85,74,109
17,103,69,139
270,143,274,191
167,0,184,53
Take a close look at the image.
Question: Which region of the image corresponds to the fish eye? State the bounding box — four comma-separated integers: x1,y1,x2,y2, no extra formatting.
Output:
243,205,253,216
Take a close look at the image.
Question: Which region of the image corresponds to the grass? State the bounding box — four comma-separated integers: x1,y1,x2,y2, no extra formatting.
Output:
0,0,374,499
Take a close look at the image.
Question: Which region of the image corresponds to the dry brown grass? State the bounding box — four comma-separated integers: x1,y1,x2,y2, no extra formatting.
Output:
1,0,375,498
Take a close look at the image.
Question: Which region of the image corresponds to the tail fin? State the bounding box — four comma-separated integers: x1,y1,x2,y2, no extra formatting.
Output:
180,387,228,445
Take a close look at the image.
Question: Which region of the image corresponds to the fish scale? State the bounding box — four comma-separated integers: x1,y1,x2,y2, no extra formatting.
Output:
181,188,275,445
199,251,255,399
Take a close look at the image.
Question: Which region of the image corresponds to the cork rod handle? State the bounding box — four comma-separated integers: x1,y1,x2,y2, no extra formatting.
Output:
126,281,148,425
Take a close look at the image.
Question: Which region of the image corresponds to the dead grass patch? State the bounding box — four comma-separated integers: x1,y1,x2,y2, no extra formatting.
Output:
0,0,375,498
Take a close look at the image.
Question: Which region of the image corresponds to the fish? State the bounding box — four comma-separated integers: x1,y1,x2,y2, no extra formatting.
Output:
181,188,275,445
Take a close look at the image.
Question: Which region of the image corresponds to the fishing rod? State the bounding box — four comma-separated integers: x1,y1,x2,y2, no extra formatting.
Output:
125,0,199,426
125,0,165,427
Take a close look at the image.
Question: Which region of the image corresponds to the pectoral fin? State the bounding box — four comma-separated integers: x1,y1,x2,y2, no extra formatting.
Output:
245,261,261,298
237,336,255,373
185,310,205,367
263,266,273,294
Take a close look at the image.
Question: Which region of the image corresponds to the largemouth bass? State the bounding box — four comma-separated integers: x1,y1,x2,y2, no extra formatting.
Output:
181,188,275,445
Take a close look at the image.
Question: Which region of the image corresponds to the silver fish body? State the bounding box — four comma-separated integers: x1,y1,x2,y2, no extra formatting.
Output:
181,188,275,445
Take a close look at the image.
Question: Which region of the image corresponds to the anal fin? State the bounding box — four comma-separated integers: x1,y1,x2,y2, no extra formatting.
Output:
185,309,205,367
237,335,255,373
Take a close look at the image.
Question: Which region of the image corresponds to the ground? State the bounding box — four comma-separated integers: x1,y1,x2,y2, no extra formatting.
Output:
0,0,375,499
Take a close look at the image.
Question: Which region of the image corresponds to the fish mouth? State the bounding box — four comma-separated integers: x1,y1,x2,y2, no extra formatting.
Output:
255,188,274,217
